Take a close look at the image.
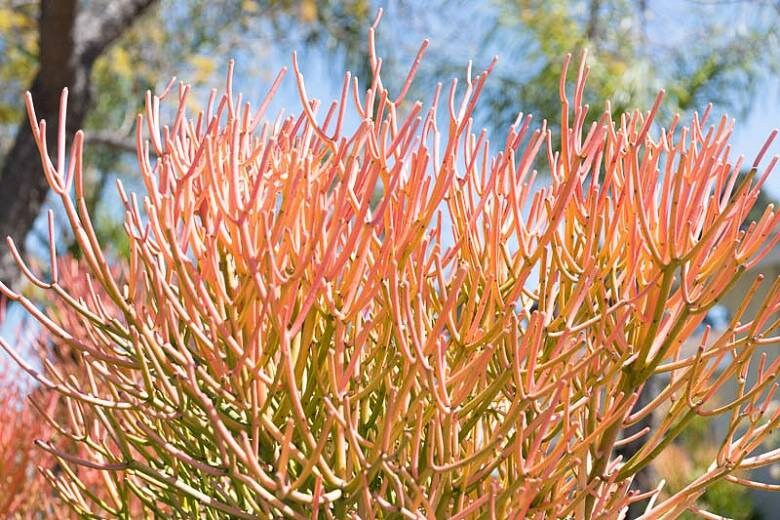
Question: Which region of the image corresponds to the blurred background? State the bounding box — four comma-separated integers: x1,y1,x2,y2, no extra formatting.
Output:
0,1,778,518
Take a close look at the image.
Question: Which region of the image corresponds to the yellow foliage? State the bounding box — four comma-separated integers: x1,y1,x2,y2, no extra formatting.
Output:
0,8,31,32
189,54,216,84
241,0,259,14
300,0,318,23
107,47,134,78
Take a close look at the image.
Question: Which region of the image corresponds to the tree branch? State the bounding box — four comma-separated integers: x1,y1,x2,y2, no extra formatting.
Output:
85,132,136,154
76,0,157,64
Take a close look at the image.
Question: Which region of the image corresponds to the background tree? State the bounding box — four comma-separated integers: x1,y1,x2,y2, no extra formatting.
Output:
0,0,371,288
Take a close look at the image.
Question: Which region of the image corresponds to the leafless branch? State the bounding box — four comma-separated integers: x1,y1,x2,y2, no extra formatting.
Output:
85,132,135,154
76,0,157,63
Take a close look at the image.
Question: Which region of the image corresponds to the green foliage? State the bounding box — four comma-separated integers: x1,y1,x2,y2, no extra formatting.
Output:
667,413,760,520
453,0,780,130
0,2,37,150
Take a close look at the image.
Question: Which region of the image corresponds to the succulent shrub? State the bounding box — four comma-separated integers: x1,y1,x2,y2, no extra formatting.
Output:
1,346,55,516
2,16,780,519
1,258,149,519
0,297,101,519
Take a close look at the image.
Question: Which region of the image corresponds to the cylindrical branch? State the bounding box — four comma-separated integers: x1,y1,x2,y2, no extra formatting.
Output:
4,15,780,517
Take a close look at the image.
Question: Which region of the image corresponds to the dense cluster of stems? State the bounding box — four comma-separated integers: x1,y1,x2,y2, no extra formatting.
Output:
1,344,52,515
2,14,779,518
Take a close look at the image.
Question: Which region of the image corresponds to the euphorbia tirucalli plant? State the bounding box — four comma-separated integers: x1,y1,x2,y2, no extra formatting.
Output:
0,342,60,516
1,259,149,518
3,14,780,518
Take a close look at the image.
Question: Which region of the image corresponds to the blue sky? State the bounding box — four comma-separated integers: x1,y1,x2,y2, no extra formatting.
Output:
732,78,780,196
241,0,780,195
643,0,780,195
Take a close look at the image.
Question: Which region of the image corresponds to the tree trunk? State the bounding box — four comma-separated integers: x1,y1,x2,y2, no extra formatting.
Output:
586,0,603,40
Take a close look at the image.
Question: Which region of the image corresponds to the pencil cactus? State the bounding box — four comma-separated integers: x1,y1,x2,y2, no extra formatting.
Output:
2,16,780,519
1,348,56,516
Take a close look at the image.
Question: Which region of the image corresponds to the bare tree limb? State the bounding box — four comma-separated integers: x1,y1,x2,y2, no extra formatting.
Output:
76,0,157,63
85,132,136,154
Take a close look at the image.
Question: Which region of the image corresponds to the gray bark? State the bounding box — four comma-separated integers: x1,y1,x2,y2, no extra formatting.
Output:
586,0,602,40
